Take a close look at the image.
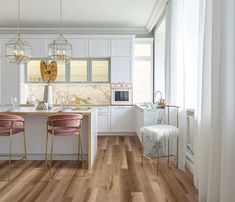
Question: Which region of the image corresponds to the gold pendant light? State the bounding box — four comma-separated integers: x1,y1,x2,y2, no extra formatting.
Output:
48,0,72,64
5,0,32,64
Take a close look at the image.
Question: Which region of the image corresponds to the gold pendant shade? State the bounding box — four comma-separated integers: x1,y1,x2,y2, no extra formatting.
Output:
5,0,32,64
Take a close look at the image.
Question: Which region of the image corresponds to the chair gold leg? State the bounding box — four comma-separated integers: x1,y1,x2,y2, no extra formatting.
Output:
141,133,144,166
23,130,27,167
176,136,179,168
45,128,49,169
157,143,159,176
49,133,54,181
77,133,80,168
9,132,12,167
79,133,85,176
168,136,170,165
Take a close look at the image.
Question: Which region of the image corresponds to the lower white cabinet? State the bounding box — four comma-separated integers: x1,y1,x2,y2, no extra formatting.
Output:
111,106,133,132
97,107,111,132
97,112,110,132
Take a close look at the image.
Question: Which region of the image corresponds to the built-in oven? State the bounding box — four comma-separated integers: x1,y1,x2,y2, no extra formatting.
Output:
111,84,133,105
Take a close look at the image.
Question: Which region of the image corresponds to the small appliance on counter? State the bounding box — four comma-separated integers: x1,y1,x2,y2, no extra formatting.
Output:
111,83,133,105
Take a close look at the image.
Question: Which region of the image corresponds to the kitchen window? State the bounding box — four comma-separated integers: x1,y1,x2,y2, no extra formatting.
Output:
133,39,153,103
25,58,110,83
26,60,66,82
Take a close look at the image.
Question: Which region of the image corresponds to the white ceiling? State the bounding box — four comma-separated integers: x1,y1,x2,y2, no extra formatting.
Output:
0,0,157,33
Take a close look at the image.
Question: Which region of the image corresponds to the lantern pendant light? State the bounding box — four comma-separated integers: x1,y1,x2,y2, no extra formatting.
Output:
5,0,32,64
48,0,72,64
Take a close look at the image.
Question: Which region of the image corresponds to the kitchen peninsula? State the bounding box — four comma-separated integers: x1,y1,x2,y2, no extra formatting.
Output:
0,106,97,170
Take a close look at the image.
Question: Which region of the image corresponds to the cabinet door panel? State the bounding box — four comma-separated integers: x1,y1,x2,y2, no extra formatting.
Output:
111,39,133,56
111,57,132,83
68,39,88,58
111,107,133,132
26,39,43,58
97,113,110,132
89,39,110,57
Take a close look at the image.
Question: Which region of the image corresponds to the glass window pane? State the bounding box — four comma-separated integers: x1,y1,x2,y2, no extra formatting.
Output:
91,60,109,82
48,61,66,82
56,63,66,82
135,44,152,57
27,60,42,82
133,60,153,103
70,61,88,82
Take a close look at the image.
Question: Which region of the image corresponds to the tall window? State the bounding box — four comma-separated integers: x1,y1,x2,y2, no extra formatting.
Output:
133,39,153,103
154,17,166,98
25,59,110,83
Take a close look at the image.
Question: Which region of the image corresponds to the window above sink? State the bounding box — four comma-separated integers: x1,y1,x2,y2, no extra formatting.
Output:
25,58,110,83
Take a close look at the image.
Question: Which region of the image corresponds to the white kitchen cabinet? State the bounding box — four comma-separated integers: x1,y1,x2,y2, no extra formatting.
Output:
25,38,44,58
111,106,133,132
111,39,133,56
111,57,132,83
43,38,56,57
97,107,111,133
97,112,110,132
89,39,110,57
68,38,88,58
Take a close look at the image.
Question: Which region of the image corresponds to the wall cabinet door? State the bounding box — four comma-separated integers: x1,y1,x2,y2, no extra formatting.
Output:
97,112,110,132
89,39,110,57
68,39,88,58
111,39,133,56
111,106,133,132
111,57,132,83
26,38,44,58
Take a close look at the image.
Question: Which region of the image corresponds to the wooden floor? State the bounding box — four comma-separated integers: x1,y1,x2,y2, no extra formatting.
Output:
0,136,198,202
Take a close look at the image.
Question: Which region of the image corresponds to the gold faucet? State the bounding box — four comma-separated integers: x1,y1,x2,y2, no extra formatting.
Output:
154,91,164,105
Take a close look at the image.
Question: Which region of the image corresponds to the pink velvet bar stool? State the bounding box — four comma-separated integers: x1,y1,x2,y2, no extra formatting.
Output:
0,114,27,171
45,114,85,180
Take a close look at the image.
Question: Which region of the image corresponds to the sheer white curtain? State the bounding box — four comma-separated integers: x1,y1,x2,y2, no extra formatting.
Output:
194,0,235,201
165,0,199,171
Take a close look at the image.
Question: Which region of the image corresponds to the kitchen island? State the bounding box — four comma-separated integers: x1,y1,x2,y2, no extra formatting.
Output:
0,106,97,170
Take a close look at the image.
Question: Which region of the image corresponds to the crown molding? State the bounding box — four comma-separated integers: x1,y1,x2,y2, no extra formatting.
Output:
145,0,168,33
0,27,150,37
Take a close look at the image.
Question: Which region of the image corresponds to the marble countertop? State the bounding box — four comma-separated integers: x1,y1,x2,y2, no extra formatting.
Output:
0,106,96,115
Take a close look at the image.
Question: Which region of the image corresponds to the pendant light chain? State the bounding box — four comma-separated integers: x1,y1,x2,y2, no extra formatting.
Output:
17,0,20,35
5,0,32,64
60,0,63,36
48,0,72,64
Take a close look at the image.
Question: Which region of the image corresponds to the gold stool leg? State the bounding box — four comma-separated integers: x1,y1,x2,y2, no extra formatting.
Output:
168,136,170,165
157,143,159,176
49,133,54,181
141,133,144,166
77,133,80,168
79,133,85,176
176,136,179,168
23,130,27,168
9,132,12,167
45,128,49,169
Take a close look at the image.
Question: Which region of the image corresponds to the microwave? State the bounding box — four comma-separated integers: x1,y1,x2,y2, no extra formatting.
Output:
111,84,133,105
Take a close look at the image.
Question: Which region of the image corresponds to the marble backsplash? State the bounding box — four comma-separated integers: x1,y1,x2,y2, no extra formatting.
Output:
22,84,111,105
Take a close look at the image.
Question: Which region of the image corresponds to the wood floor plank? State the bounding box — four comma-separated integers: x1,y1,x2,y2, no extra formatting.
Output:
0,136,198,202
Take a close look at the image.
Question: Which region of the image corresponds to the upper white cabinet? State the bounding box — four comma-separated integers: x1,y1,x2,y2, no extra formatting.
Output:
111,106,133,132
25,38,44,58
111,57,132,83
89,39,110,57
43,38,55,58
111,39,133,56
68,39,88,58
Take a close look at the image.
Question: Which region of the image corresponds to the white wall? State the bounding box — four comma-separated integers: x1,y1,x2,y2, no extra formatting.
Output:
0,40,20,104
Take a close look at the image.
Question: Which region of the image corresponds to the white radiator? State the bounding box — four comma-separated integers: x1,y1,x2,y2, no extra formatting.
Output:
186,109,194,173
